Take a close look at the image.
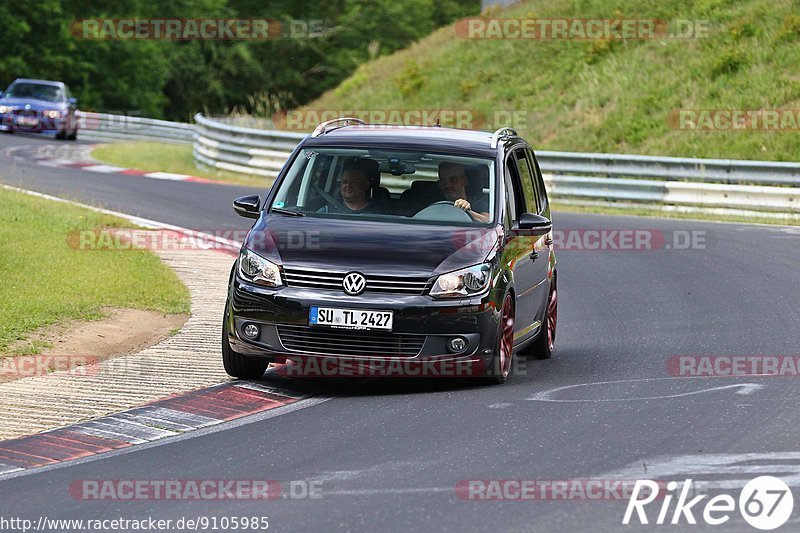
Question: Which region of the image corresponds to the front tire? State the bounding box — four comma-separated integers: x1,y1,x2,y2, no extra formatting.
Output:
222,325,269,379
483,293,515,385
522,274,558,360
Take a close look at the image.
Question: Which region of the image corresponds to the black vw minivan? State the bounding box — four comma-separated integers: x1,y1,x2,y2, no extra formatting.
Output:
224,120,557,384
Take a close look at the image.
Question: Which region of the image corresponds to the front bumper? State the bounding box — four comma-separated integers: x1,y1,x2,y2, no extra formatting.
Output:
0,115,70,134
226,275,502,371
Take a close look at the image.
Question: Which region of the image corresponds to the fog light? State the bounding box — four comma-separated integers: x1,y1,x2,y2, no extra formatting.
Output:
243,323,260,339
448,337,467,353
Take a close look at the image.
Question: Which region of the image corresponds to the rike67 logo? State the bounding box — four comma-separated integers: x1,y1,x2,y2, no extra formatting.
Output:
623,476,794,530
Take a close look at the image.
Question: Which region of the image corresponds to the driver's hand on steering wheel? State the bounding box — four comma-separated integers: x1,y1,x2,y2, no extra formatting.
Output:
454,198,490,223
454,199,471,212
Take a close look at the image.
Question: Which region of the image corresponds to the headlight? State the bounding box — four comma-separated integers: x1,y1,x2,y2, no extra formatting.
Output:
43,110,62,119
238,248,283,287
430,263,492,298
0,105,10,114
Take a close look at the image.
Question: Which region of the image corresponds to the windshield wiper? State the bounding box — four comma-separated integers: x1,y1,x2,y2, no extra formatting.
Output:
271,207,305,217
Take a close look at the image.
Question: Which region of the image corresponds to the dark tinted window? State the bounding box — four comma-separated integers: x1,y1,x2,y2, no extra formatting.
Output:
514,148,539,214
504,153,526,223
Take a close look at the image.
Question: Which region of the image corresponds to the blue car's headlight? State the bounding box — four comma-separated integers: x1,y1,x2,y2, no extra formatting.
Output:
43,110,63,119
430,263,492,298
0,105,9,114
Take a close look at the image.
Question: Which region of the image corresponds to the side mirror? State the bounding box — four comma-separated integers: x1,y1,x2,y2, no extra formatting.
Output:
233,195,261,219
67,97,77,106
518,212,552,235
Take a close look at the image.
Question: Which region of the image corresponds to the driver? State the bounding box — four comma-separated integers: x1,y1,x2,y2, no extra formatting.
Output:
436,162,490,223
318,158,384,215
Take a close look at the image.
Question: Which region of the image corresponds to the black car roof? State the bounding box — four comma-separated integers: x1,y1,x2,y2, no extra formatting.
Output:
301,125,518,157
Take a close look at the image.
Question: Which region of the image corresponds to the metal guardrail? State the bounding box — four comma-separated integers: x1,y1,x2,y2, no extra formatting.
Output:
536,151,800,187
192,113,304,178
189,114,800,217
76,111,194,144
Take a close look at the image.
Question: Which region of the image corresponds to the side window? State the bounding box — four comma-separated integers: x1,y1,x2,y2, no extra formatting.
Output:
503,154,526,225
526,149,547,213
514,148,539,214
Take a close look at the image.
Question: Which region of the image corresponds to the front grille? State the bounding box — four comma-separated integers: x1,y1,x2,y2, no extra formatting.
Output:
282,267,431,295
277,325,426,357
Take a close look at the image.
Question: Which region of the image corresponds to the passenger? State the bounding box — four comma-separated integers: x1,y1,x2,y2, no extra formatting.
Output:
436,162,490,223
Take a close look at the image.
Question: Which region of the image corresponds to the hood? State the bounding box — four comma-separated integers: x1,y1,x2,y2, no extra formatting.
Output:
0,97,66,110
245,214,502,277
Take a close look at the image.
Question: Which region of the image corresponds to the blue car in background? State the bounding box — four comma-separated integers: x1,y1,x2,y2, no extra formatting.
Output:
0,78,79,140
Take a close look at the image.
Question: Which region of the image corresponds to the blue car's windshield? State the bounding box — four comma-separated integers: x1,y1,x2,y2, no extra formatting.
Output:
4,83,64,103
271,148,496,227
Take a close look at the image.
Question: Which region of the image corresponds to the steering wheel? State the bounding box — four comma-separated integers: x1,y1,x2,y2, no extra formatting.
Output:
313,184,348,212
412,201,473,222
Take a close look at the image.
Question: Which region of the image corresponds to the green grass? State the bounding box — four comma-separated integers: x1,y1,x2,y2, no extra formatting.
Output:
0,187,190,353
551,201,800,226
305,0,800,161
91,142,270,188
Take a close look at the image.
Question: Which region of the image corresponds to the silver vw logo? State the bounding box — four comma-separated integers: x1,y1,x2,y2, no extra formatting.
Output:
24,104,31,110
342,272,366,295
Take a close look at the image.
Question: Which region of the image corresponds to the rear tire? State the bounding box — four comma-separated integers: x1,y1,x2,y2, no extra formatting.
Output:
222,325,269,379
55,129,66,140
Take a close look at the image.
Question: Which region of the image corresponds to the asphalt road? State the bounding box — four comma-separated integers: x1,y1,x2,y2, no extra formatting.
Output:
2,134,800,532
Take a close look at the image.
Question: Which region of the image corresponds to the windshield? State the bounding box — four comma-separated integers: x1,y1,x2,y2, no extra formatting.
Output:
4,83,64,102
271,148,495,226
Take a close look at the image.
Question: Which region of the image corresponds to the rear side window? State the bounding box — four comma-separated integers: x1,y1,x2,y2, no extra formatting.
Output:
514,148,540,214
526,149,548,213
503,153,527,225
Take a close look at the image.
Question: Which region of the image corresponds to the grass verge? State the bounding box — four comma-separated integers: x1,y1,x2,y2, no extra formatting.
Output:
552,202,800,227
91,141,269,188
306,0,800,161
0,187,190,354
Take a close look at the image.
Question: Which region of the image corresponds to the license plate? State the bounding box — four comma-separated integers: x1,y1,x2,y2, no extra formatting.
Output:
309,307,393,331
17,116,37,126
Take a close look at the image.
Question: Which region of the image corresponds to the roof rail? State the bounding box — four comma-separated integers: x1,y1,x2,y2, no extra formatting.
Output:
490,127,518,149
311,117,367,137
